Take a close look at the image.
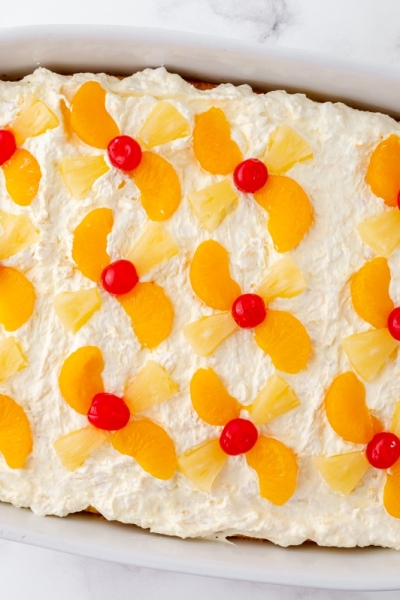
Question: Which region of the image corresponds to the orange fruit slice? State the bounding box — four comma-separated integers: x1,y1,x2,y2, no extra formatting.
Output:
0,266,35,332
72,208,113,282
350,257,394,329
366,135,400,207
59,346,104,415
190,368,241,426
384,459,400,518
2,149,41,206
0,394,32,469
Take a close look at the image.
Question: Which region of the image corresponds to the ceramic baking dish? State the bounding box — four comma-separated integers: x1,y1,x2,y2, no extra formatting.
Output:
1,24,400,591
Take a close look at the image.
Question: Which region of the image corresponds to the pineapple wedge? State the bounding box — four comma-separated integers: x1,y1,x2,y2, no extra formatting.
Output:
342,328,398,382
248,374,300,425
187,179,239,231
54,426,107,471
11,94,59,145
390,401,400,438
264,124,313,174
357,210,400,258
137,100,191,148
124,361,178,414
60,155,109,198
183,312,238,356
0,211,39,260
126,222,179,277
314,452,370,496
178,439,227,493
53,288,102,334
0,338,27,381
257,256,307,303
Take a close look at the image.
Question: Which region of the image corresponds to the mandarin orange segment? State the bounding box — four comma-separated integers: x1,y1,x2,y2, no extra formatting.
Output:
111,420,177,480
0,266,35,332
254,174,313,252
190,368,241,426
384,460,400,518
3,149,41,206
366,135,400,207
132,152,181,221
314,452,370,496
190,240,241,311
193,107,243,175
72,208,113,282
254,309,311,374
70,81,120,149
58,346,104,415
178,439,227,493
54,426,107,471
246,436,298,505
350,257,394,329
117,282,174,349
0,394,32,469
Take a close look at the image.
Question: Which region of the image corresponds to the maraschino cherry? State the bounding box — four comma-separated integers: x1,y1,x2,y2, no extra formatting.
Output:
397,190,400,210
0,130,16,166
233,159,268,193
219,418,258,456
388,307,400,341
366,432,400,469
101,259,138,295
88,393,130,431
107,135,142,171
231,294,266,329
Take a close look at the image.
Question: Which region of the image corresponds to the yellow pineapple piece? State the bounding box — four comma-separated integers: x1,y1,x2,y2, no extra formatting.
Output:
126,222,179,277
60,156,109,198
178,439,227,493
390,401,400,438
248,375,300,425
257,256,307,303
124,361,178,414
342,328,398,382
54,426,107,471
0,338,27,381
264,124,313,174
137,100,191,148
314,452,370,496
187,179,239,231
183,312,238,356
11,95,59,145
0,211,38,260
357,210,400,258
53,288,102,334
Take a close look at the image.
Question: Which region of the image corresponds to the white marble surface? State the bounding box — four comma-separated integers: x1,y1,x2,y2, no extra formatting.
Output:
2,0,400,597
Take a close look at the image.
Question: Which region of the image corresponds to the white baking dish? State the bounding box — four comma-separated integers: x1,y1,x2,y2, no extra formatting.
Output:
1,25,400,591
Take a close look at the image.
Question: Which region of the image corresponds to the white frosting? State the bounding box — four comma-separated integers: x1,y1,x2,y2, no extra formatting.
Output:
1,67,400,549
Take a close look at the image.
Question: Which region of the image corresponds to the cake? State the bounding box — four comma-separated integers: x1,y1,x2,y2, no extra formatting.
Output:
1,67,400,549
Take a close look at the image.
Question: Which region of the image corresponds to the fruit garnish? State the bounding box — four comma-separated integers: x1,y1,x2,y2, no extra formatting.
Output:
0,130,16,165
126,222,179,277
314,452,370,496
231,293,266,329
53,288,101,334
246,436,298,505
117,282,174,349
190,240,241,311
107,135,142,171
187,178,239,231
137,101,191,148
357,210,400,258
72,208,113,282
101,260,138,295
254,309,311,374
111,420,176,480
193,107,242,175
0,338,26,382
254,174,313,252
384,459,400,518
190,368,241,426
0,394,32,469
11,95,59,145
366,432,400,469
60,155,109,198
257,255,307,302
53,426,107,471
124,361,178,414
59,346,104,415
0,211,38,260
0,266,35,331
178,439,227,493
366,135,400,207
183,312,238,356
70,81,120,149
219,418,258,456
264,124,313,174
342,328,398,382
390,401,400,438
87,393,130,431
233,159,268,193
388,307,400,340
131,151,181,221
60,99,74,142
350,257,394,329
248,374,300,425
2,149,41,206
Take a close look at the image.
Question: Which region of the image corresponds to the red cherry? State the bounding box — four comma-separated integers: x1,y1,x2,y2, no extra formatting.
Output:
233,159,268,193
0,130,17,166
366,432,400,469
88,393,130,431
107,135,142,171
397,190,400,210
219,418,258,456
231,294,266,329
101,260,138,295
388,307,400,341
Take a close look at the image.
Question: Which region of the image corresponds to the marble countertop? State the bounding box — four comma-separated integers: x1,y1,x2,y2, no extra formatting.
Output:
1,1,400,598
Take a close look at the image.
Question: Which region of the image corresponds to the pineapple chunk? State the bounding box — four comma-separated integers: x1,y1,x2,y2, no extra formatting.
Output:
60,155,109,198
54,427,107,471
342,328,398,383
126,222,179,277
187,179,239,231
137,100,191,148
0,211,39,260
248,374,300,425
390,401,400,438
257,256,307,303
314,452,370,496
357,210,400,258
124,361,178,414
178,439,227,493
0,338,27,381
183,312,238,356
11,94,59,145
53,288,101,334
264,124,313,174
